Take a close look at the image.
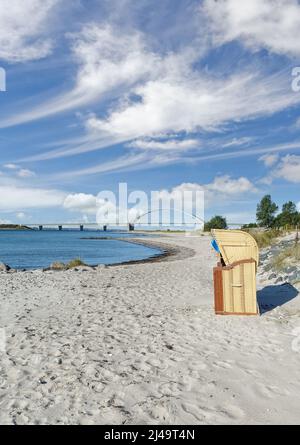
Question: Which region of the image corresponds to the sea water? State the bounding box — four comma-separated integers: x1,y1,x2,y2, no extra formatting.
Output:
0,230,161,270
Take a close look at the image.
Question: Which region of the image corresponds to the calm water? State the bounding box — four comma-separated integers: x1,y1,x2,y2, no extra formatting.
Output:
0,230,161,270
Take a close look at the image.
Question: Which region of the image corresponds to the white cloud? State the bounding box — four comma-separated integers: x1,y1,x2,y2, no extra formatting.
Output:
0,24,160,127
17,168,36,178
5,18,300,160
205,175,257,195
63,193,97,215
61,176,256,227
63,192,143,223
174,176,257,201
0,185,65,210
203,0,300,57
85,69,299,150
128,138,201,151
0,0,59,62
16,212,26,220
222,137,253,148
132,177,256,224
71,24,159,99
54,152,150,179
129,177,257,224
259,153,279,167
3,164,36,178
2,7,300,172
295,117,300,128
4,163,19,170
275,155,300,183
50,139,300,180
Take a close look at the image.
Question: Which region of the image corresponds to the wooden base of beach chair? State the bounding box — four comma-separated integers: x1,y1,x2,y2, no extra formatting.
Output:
214,260,258,316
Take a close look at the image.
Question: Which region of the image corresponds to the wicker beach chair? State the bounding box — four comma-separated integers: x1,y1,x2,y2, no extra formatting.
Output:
211,230,259,316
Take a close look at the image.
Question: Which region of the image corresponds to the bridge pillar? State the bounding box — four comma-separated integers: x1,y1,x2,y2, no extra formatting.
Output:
129,223,135,232
58,225,63,231
39,225,43,231
103,225,107,232
80,225,84,231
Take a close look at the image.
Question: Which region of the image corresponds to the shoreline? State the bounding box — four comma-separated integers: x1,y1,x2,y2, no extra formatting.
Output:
0,235,196,272
87,236,196,267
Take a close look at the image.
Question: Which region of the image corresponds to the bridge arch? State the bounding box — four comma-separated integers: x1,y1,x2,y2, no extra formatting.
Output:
132,208,204,227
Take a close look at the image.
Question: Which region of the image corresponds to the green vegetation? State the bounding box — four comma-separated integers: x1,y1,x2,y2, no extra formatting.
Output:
246,228,285,248
66,258,86,269
242,223,258,229
204,215,228,231
274,201,300,228
204,196,299,234
50,262,66,271
256,195,278,228
0,224,31,230
204,195,300,250
272,242,300,271
50,258,87,270
256,196,300,229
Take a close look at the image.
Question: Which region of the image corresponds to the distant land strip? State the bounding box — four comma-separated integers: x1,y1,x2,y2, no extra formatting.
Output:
0,224,33,231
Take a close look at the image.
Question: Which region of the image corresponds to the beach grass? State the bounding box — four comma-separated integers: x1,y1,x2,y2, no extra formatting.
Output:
272,244,300,271
66,258,86,269
245,228,285,248
50,258,86,270
50,261,66,271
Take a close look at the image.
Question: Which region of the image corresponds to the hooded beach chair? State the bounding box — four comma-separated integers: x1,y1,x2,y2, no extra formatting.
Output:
211,230,259,315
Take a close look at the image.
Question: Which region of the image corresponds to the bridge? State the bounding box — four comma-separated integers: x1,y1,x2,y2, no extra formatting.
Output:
26,223,200,232
24,222,246,231
25,223,133,232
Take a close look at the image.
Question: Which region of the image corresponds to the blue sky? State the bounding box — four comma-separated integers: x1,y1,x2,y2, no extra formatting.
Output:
1,0,300,225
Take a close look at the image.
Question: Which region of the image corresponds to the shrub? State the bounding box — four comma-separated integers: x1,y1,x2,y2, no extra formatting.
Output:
242,223,258,229
204,215,228,231
66,258,86,269
50,262,66,271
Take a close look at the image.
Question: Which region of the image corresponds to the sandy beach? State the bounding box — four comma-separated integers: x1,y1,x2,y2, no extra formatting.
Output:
0,234,300,425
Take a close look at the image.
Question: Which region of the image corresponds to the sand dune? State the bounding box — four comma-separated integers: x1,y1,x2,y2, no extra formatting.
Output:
0,234,299,425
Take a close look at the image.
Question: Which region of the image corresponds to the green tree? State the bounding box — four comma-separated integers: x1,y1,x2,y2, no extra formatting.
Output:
275,201,299,227
282,201,297,214
204,215,228,231
256,195,278,228
242,223,258,229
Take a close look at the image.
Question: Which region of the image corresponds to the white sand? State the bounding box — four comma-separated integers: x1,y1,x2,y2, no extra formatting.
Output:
0,234,299,425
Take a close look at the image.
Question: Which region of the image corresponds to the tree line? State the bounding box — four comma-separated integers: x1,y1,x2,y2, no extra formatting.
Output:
204,195,300,231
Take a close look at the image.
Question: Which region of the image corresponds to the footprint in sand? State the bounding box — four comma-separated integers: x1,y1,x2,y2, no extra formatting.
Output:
158,381,181,397
213,360,233,370
181,402,205,422
254,383,290,398
215,403,245,422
